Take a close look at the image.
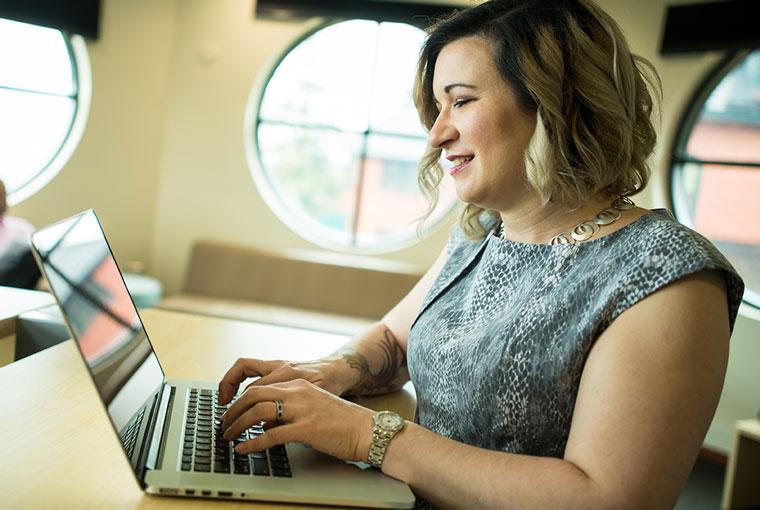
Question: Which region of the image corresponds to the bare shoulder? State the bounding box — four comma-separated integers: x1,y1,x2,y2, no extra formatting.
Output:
564,269,730,509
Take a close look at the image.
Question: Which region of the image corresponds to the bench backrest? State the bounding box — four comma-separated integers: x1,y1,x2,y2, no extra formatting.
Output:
183,241,424,320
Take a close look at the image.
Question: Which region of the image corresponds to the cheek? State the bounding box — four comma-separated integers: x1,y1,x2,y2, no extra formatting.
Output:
465,114,525,155
462,120,496,155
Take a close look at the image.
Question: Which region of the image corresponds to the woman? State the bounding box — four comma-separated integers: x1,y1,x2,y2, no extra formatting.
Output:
219,1,744,508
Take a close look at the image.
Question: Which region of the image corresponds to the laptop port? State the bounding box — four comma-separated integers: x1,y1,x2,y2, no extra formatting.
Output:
159,488,179,495
201,490,211,496
185,489,195,495
218,491,232,497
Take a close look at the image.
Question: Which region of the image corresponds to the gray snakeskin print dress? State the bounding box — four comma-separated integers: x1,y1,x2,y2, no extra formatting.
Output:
406,209,743,505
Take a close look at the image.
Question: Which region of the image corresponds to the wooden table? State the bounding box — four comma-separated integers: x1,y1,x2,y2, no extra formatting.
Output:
0,309,415,509
0,286,55,365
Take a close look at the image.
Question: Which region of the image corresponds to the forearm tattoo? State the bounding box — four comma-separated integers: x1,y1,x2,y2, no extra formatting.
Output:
338,328,407,396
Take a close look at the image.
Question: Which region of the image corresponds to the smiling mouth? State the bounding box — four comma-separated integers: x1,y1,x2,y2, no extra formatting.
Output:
449,156,474,176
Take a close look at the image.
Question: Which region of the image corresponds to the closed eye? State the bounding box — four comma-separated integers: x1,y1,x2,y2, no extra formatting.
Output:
453,98,475,108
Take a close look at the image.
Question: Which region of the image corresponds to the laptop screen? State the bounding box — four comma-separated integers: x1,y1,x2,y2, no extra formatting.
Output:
31,210,165,436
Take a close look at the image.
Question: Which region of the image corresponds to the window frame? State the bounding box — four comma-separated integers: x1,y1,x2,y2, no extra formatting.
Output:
669,49,760,319
243,18,454,254
3,29,92,206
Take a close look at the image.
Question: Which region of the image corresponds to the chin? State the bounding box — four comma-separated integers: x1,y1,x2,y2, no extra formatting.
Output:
454,183,485,207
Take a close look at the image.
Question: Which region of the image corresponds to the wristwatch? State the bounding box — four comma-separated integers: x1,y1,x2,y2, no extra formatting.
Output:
368,411,405,469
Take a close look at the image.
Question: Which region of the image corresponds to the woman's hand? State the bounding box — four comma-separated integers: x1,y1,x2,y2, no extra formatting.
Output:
217,356,354,406
220,378,375,463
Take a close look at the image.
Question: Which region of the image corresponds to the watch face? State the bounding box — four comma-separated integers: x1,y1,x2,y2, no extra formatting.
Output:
377,411,403,429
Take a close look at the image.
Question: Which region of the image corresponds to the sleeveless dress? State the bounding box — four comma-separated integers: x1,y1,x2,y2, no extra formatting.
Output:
407,209,744,463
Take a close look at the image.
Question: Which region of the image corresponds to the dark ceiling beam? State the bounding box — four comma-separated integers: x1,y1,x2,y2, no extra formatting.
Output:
660,0,760,55
255,0,465,28
0,0,101,38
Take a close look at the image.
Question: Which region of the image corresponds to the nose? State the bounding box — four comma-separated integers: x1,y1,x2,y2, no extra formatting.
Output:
427,109,458,149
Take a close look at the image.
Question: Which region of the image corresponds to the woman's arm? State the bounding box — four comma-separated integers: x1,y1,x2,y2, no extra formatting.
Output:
218,244,449,402
328,245,450,396
380,269,730,509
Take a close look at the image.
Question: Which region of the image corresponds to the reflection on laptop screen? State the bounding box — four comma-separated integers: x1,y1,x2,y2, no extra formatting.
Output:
31,211,164,434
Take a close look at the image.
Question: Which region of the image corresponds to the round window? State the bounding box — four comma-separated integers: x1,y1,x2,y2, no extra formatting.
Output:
246,20,455,252
0,18,91,204
670,49,760,312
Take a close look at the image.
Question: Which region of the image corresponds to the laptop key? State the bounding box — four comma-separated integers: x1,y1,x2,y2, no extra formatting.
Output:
194,464,211,472
252,458,269,476
270,461,289,470
214,462,230,473
234,464,251,475
181,462,192,471
272,469,292,478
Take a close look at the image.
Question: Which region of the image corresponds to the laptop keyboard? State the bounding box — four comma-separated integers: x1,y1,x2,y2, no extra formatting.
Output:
180,388,291,477
122,407,146,459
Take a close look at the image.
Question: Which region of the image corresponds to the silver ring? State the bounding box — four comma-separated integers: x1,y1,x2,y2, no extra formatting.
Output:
612,196,635,210
593,208,621,225
571,222,596,242
275,399,284,425
550,233,575,245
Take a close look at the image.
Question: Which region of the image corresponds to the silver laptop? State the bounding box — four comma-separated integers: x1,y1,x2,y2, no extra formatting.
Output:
31,209,415,508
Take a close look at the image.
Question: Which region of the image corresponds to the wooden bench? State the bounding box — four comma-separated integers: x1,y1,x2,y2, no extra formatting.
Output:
158,240,424,335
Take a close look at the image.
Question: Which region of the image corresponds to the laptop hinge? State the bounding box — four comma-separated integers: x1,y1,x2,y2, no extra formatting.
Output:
145,383,174,471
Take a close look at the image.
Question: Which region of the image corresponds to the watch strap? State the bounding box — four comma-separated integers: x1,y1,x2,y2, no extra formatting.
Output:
368,412,403,468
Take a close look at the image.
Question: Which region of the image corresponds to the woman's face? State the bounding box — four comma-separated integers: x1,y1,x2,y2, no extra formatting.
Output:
429,36,537,212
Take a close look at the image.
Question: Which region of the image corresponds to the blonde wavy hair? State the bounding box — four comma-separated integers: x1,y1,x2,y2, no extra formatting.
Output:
414,0,661,240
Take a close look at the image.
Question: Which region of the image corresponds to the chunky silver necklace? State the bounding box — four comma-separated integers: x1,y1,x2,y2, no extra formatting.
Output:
498,196,636,245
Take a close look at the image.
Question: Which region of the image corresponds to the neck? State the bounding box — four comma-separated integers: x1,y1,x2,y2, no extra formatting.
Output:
498,194,613,244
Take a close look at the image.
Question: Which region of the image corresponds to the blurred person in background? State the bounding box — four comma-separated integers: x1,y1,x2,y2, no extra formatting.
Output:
0,179,40,289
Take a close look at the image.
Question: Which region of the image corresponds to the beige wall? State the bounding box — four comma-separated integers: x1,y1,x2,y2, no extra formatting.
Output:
8,0,760,453
148,0,450,298
14,0,177,267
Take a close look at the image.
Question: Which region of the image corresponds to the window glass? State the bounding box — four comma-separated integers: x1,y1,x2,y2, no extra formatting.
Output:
0,18,88,204
0,19,74,95
0,93,76,190
671,50,760,310
258,124,363,244
251,20,455,251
